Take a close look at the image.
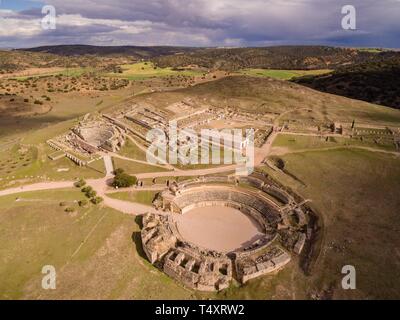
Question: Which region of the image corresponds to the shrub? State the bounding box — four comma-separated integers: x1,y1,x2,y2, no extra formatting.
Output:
114,168,124,175
85,190,97,198
64,207,75,213
91,197,103,205
78,199,88,207
81,186,92,193
74,179,86,188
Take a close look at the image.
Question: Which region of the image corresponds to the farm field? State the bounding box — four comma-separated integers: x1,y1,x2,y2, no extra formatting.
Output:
105,62,202,80
238,69,332,80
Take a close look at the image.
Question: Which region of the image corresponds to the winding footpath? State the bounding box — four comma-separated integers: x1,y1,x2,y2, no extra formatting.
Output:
0,162,244,216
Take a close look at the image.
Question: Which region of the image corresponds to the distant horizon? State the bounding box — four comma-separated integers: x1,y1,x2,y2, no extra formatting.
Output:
1,44,399,51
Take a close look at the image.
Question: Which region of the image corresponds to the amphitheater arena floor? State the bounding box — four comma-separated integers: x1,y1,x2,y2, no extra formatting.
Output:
174,206,265,253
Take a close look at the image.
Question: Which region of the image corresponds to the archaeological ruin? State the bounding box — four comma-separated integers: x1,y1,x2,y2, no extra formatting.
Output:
141,173,316,291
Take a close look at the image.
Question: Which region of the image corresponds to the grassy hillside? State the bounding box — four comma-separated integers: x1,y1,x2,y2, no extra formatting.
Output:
293,55,400,109
238,69,332,80
0,50,136,74
152,46,395,71
260,149,400,299
170,76,400,125
22,44,197,57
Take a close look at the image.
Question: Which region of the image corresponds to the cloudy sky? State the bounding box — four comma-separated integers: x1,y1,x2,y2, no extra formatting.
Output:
0,0,399,48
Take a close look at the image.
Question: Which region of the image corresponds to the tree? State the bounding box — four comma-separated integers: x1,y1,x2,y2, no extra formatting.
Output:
112,168,137,188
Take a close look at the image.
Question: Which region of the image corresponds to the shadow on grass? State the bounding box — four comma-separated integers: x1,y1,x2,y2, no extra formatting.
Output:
131,215,148,260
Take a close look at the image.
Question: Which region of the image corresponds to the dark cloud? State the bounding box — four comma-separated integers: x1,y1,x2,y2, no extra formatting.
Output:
0,0,399,48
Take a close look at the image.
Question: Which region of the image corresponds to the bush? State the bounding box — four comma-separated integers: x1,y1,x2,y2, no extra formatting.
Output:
112,169,137,188
85,190,97,198
81,186,92,193
114,168,124,175
64,207,75,213
74,179,86,188
78,199,88,207
91,197,103,205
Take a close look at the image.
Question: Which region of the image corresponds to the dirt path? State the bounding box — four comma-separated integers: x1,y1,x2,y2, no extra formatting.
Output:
135,164,240,179
0,181,74,197
103,155,114,177
86,177,157,215
0,161,243,215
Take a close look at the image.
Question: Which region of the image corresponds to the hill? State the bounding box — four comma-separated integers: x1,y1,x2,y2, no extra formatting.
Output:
20,44,197,58
129,75,400,126
0,50,136,74
293,54,400,109
152,46,395,71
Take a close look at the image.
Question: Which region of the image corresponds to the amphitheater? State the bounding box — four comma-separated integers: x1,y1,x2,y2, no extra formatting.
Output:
141,173,315,292
72,118,125,153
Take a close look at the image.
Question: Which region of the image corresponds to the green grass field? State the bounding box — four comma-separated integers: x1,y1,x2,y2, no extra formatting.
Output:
0,144,103,190
118,139,148,161
261,148,400,299
107,190,158,205
105,62,201,80
112,157,169,174
1,148,400,299
272,134,397,153
10,68,89,81
0,188,193,299
239,69,332,80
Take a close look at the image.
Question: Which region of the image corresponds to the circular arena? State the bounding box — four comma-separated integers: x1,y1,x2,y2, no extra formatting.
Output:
174,205,264,252
141,173,314,292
